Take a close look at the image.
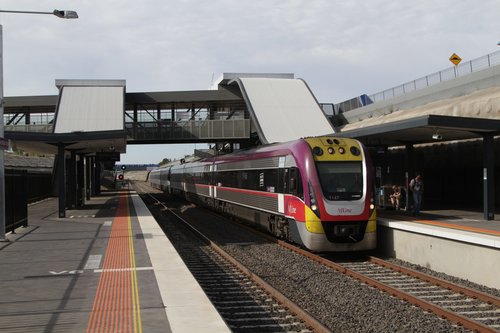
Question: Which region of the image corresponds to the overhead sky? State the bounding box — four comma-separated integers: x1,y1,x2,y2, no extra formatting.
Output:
1,0,498,164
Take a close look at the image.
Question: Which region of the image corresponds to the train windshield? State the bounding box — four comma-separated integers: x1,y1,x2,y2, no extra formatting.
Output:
316,161,363,201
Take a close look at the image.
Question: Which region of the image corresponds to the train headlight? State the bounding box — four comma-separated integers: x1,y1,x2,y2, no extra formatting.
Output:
308,181,321,218
369,187,376,212
327,147,335,154
338,147,345,154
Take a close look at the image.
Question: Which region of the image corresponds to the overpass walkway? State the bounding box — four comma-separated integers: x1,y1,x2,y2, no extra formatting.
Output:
4,74,334,155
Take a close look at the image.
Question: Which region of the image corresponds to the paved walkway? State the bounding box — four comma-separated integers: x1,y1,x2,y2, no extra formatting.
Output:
0,191,229,333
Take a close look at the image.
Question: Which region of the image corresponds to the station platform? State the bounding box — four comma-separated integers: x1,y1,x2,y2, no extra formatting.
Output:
378,208,500,245
377,208,500,289
0,191,230,333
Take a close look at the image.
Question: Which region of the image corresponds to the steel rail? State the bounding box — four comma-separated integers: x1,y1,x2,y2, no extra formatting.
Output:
139,189,331,333
270,238,498,333
368,256,500,307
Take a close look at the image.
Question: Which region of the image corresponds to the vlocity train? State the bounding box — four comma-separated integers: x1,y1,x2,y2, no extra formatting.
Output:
149,136,376,252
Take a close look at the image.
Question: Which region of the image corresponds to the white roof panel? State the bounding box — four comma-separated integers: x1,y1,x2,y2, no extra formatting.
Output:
54,86,124,133
237,78,335,143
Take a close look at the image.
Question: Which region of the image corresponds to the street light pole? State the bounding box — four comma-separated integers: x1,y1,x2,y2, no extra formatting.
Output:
0,9,78,241
0,24,5,241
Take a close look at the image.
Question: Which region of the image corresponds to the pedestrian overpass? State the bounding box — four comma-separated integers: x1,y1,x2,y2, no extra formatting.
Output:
5,73,334,154
4,73,334,217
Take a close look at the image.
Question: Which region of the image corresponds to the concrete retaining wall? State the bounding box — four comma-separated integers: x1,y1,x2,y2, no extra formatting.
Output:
377,223,500,289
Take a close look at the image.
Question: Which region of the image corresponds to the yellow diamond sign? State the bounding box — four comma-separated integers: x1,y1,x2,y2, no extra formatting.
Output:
449,53,462,66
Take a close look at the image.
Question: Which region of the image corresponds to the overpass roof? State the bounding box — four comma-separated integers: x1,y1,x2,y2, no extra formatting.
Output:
229,77,335,144
4,88,243,113
54,80,125,134
4,95,58,113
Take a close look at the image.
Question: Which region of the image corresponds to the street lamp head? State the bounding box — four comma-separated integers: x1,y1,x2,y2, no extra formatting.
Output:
53,10,78,19
0,9,78,18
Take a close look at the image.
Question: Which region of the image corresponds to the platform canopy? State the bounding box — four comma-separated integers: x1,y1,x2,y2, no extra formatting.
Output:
338,86,500,145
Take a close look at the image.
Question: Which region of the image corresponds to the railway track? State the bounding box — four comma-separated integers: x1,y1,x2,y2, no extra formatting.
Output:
133,180,500,332
267,225,500,332
341,257,500,332
134,182,326,333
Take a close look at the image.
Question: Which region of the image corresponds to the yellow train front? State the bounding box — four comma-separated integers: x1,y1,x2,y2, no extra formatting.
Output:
283,137,376,251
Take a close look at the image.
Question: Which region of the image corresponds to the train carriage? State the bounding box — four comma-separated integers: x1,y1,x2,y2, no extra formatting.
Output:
149,136,376,252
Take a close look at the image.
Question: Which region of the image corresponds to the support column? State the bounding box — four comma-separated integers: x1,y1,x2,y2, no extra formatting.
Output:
404,144,415,210
95,156,101,196
171,105,175,137
0,25,5,241
66,150,77,209
157,103,162,138
85,156,91,201
57,143,66,218
77,153,85,207
483,135,495,220
133,104,138,139
90,156,96,196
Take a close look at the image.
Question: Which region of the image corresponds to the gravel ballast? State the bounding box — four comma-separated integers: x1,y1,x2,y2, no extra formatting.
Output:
170,202,473,333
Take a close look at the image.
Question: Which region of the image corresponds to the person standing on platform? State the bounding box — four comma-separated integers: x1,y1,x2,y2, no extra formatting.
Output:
409,174,424,215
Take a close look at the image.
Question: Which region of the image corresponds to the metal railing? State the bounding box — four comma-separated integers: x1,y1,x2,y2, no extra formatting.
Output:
5,117,252,143
5,170,28,232
126,119,251,141
336,50,500,112
5,123,53,133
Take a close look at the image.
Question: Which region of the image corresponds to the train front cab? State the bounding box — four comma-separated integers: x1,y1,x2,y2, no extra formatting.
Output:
296,207,377,252
296,137,377,252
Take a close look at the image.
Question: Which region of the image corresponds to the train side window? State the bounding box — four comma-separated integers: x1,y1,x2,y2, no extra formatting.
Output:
289,168,303,198
248,170,259,190
263,169,278,192
278,168,287,193
290,177,296,192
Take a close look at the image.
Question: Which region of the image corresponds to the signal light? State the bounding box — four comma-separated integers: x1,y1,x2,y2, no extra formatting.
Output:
121,165,127,170
350,146,360,156
312,147,323,156
118,174,124,181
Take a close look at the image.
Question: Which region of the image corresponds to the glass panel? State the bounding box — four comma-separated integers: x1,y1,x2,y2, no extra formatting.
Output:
316,162,363,201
